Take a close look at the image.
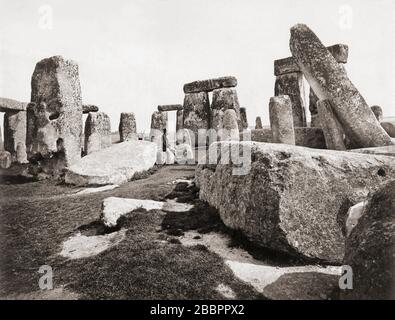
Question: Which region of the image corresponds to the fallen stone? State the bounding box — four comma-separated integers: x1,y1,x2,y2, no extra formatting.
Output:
183,76,237,93
101,197,194,227
196,141,395,263
157,104,183,112
84,112,112,155
371,105,383,122
381,122,395,137
341,181,395,299
317,100,346,150
274,44,349,76
274,72,307,127
255,117,263,129
28,56,83,175
119,112,137,142
349,145,395,157
82,104,99,114
269,96,295,145
0,151,12,169
3,110,27,163
290,24,392,148
65,141,157,186
183,92,210,146
0,97,27,112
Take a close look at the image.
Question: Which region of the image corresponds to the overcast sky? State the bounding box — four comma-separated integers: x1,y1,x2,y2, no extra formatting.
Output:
1,0,394,132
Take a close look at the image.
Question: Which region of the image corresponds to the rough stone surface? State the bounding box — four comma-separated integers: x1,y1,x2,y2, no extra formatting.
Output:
0,97,27,112
274,72,306,127
183,76,237,93
183,92,210,146
84,112,111,155
157,104,183,112
174,143,194,164
274,44,349,76
3,110,27,163
0,151,12,169
255,117,263,129
269,96,295,145
295,127,326,149
211,88,241,131
65,141,157,186
317,100,346,150
28,56,83,175
220,109,239,141
341,181,395,299
309,88,319,123
349,145,395,157
82,104,99,114
370,105,383,122
119,112,137,142
381,122,395,137
196,141,395,263
290,24,392,148
240,107,248,130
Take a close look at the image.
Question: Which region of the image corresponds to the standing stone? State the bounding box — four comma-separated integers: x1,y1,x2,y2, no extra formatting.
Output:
119,112,137,142
317,100,346,150
240,107,248,130
381,122,395,138
183,76,237,93
290,24,392,148
309,89,320,127
211,88,241,131
28,56,83,175
269,96,295,145
219,109,239,141
84,112,111,155
3,110,27,163
370,105,383,122
176,109,183,132
0,151,11,169
150,111,168,151
183,92,210,146
274,72,307,127
255,116,263,129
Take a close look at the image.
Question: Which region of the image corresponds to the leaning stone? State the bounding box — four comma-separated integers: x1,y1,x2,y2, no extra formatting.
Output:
255,116,263,129
274,44,349,76
240,107,248,130
370,105,383,122
3,110,27,163
0,151,12,169
290,24,392,148
158,104,183,112
196,141,395,263
211,88,241,131
0,97,27,112
65,141,157,186
84,112,112,155
269,96,295,145
119,112,137,142
341,181,395,299
317,100,346,150
183,76,237,93
183,92,210,146
381,122,395,137
28,56,83,174
82,104,99,114
274,72,307,127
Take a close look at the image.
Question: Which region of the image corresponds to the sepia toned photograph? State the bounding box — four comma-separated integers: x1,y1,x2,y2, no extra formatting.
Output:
0,0,394,309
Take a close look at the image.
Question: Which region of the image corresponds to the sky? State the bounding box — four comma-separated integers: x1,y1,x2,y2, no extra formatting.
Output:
1,0,395,133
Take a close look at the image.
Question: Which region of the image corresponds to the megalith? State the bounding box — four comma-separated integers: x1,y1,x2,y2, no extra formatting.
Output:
119,112,137,142
84,112,112,155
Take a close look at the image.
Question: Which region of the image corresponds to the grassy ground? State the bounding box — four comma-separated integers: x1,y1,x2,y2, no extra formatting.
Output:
0,164,264,299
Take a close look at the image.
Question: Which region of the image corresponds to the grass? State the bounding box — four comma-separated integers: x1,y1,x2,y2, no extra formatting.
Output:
0,164,264,299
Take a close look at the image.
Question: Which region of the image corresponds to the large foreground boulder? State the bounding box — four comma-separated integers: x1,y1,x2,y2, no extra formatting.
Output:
196,141,395,263
65,141,157,186
341,181,395,299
